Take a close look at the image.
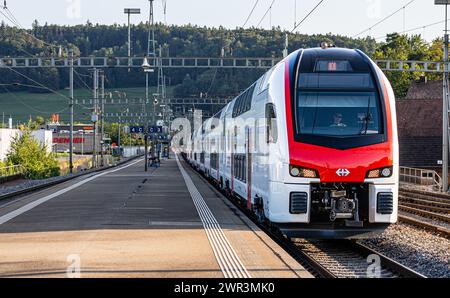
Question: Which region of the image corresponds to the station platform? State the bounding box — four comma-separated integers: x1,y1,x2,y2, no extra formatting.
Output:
0,155,312,278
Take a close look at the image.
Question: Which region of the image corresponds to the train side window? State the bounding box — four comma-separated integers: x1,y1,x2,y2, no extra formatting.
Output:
241,92,248,115
246,85,255,111
266,103,278,144
240,94,245,115
232,98,238,118
256,76,265,93
260,68,274,92
236,95,242,116
237,93,246,116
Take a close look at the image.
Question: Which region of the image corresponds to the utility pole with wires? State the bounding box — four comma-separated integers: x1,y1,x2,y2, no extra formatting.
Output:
100,70,105,167
92,68,99,169
69,49,74,174
436,0,450,192
144,0,157,172
157,45,166,100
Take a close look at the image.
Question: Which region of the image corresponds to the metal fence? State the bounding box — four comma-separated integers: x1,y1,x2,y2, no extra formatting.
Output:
0,165,24,178
399,166,442,191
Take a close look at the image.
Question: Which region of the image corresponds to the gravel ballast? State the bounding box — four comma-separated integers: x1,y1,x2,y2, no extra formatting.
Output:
360,223,450,278
0,175,70,197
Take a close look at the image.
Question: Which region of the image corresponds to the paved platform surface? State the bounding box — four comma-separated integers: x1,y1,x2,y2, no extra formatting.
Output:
0,155,312,278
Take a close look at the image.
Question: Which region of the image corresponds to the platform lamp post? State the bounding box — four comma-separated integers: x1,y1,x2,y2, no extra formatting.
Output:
152,93,160,159
124,8,141,72
436,0,450,192
142,55,154,172
117,108,129,160
69,49,74,174
91,111,99,169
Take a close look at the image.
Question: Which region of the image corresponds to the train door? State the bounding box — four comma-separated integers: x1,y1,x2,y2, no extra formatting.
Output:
219,114,226,187
230,126,236,193
246,126,252,210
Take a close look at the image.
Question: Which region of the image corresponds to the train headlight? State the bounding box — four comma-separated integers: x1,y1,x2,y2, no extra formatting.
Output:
290,167,300,177
290,165,319,178
366,166,393,178
381,167,392,177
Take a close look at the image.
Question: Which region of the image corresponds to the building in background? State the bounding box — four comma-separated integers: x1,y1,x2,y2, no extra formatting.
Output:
31,130,53,154
0,128,53,161
0,128,20,161
49,124,101,154
396,79,442,168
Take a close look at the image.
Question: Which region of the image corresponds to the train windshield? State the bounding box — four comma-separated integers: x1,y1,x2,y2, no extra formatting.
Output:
297,91,381,136
294,71,385,149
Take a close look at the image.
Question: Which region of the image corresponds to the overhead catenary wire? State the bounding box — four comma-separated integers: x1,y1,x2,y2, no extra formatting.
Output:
256,0,276,28
242,0,260,28
0,85,68,115
74,69,94,92
1,64,92,110
0,9,49,58
353,0,416,38
291,0,325,33
374,19,450,40
0,7,14,25
0,36,37,58
3,2,23,28
3,65,70,101
0,3,63,53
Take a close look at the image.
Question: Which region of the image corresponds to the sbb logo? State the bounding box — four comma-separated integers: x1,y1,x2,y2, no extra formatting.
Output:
336,169,350,177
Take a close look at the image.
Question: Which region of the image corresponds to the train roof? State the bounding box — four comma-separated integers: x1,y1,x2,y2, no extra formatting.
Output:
298,47,372,73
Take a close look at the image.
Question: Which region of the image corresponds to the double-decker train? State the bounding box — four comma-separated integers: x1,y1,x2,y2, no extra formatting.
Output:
183,45,398,239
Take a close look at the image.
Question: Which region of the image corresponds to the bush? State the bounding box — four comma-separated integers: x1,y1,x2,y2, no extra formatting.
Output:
0,160,15,176
6,131,60,180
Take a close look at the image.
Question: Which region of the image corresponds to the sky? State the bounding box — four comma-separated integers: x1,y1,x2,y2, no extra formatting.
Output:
0,0,448,42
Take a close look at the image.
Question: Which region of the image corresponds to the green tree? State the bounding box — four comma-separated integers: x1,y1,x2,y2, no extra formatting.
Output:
7,130,60,179
373,33,441,98
104,122,144,146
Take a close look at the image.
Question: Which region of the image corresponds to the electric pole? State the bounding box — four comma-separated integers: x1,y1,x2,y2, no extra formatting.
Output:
92,68,98,169
445,9,449,192
436,1,450,191
118,116,121,160
144,0,157,172
100,70,105,167
69,49,74,174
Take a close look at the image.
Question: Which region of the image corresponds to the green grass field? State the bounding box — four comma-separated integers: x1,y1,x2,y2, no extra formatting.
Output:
0,87,172,124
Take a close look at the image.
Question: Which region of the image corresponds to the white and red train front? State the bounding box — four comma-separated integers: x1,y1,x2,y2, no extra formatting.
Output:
187,47,399,239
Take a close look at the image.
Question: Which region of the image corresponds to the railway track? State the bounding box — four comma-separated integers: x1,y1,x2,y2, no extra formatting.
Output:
398,188,450,237
399,190,450,213
291,239,425,278
184,157,425,278
398,204,450,223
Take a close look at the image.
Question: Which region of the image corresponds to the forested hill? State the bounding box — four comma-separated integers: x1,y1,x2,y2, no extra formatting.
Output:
0,21,443,98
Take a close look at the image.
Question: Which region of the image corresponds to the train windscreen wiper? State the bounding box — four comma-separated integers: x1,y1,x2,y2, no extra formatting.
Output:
359,96,372,135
